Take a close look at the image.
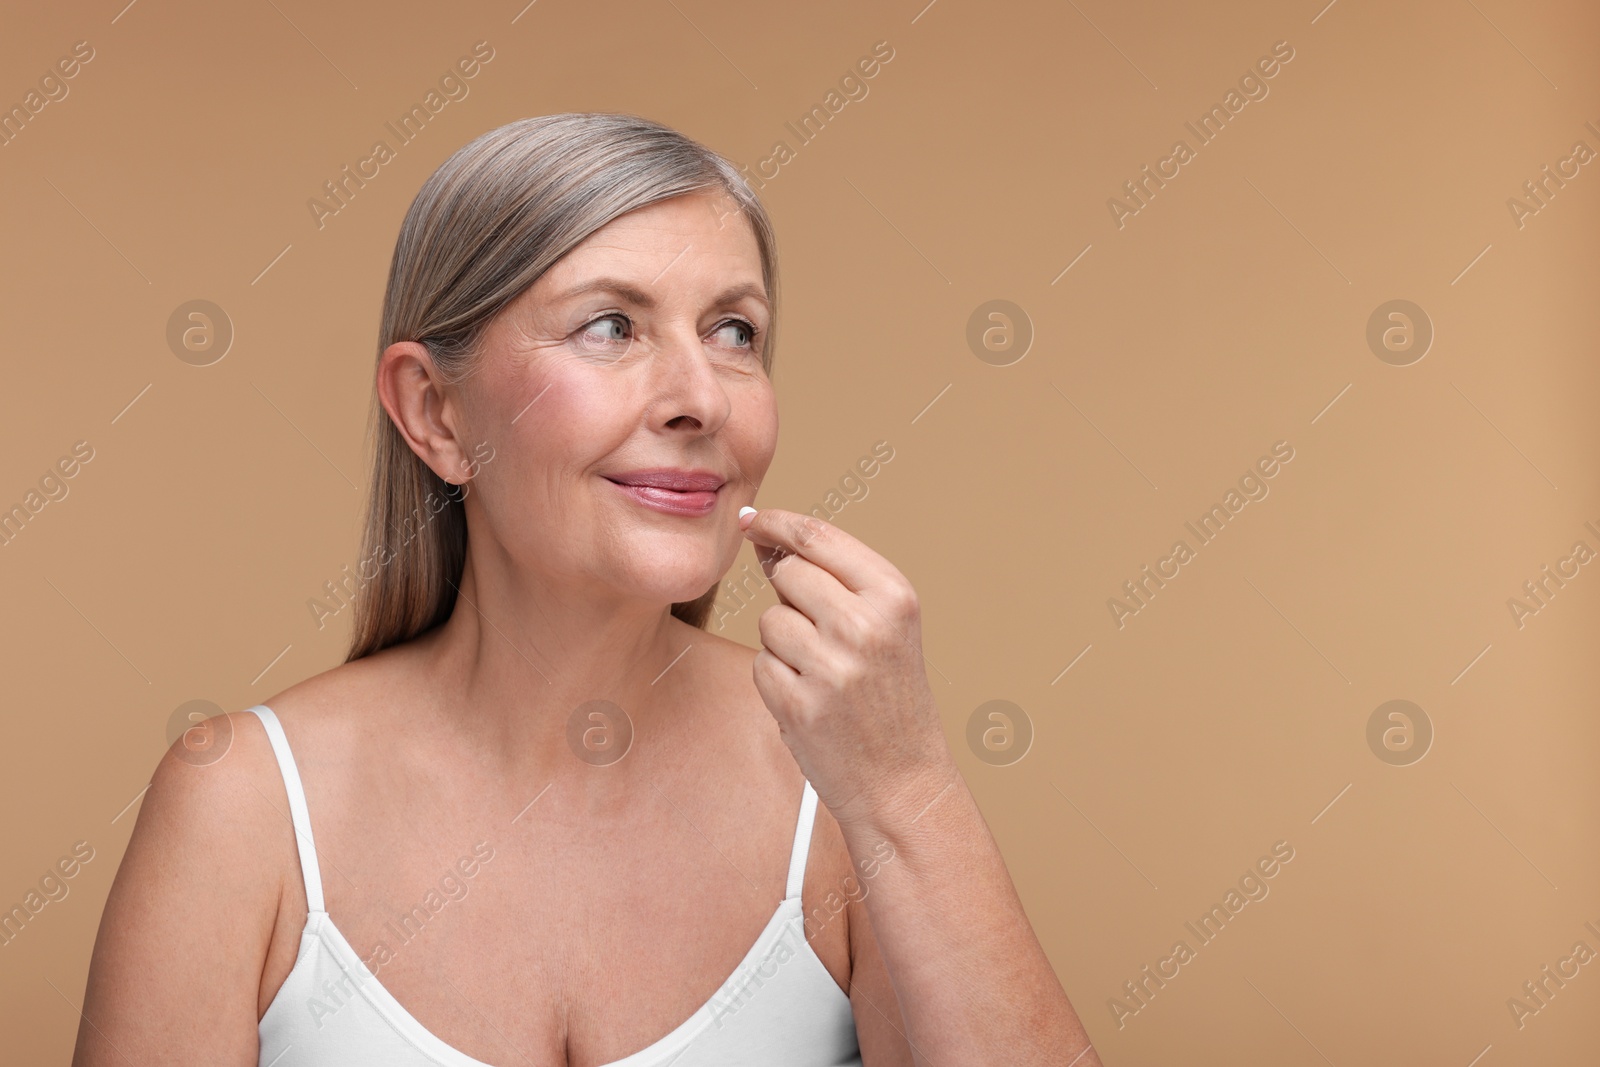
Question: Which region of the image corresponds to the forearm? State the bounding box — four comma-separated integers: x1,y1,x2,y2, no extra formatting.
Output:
839,762,1102,1067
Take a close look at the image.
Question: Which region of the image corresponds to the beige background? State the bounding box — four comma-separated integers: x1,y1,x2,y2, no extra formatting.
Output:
2,0,1596,1063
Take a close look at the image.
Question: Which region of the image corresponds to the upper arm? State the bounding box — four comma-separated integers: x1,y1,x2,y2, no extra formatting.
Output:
73,712,289,1067
846,888,916,1067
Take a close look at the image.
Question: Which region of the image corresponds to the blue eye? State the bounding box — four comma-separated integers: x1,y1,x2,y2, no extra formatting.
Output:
579,314,631,346
714,318,758,350
574,313,759,360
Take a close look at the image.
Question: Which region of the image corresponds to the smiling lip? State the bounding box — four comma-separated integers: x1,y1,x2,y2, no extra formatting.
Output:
604,468,726,492
602,468,725,516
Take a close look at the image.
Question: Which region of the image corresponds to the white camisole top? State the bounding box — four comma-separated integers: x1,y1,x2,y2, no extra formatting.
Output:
245,704,863,1067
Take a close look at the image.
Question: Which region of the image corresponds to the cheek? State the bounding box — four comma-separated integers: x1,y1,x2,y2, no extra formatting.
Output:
503,381,653,520
492,365,629,466
730,381,780,480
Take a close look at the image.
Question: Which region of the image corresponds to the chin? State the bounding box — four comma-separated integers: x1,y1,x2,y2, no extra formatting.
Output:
624,554,725,606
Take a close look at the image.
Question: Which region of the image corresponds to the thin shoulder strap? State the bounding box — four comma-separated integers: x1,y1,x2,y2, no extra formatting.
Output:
246,705,326,912
784,779,819,901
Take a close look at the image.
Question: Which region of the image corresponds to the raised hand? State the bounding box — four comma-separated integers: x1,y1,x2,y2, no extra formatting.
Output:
737,506,956,831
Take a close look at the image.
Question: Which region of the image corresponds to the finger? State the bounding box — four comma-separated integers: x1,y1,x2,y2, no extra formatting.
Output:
750,540,804,612
756,603,828,676
751,525,841,618
757,550,863,643
751,645,802,716
743,508,908,640
739,507,903,599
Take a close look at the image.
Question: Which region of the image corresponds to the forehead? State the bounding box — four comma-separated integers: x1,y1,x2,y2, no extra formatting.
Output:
547,190,763,289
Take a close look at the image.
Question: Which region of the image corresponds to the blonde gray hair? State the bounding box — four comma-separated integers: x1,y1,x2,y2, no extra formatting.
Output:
348,112,780,662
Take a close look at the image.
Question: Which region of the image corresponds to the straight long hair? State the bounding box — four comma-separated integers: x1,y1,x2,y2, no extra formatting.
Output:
347,113,780,663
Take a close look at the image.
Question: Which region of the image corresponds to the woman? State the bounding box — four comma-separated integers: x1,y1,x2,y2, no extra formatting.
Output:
75,113,1100,1066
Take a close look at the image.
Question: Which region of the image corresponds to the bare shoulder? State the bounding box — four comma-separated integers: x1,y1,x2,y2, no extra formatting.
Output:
113,708,295,920
74,708,301,1062
674,623,780,733
682,624,787,716
682,621,762,671
76,634,438,1063
253,636,428,745
116,702,308,928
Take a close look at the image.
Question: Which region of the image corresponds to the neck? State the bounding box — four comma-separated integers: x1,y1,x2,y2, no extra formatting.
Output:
414,539,702,781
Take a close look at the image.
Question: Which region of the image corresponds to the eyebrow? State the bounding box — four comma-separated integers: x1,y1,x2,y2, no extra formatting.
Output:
552,277,769,311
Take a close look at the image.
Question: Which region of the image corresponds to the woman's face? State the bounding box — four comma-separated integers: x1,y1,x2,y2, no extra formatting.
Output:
456,189,778,610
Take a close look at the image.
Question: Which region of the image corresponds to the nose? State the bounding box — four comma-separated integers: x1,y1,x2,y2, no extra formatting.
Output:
646,325,733,436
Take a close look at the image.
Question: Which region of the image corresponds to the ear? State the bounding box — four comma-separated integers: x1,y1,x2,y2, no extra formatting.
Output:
377,341,473,485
